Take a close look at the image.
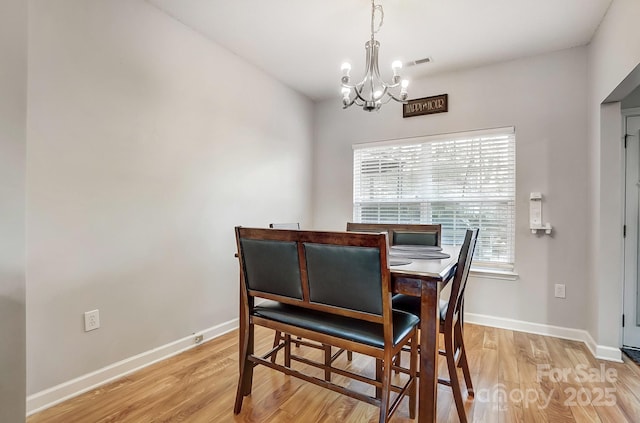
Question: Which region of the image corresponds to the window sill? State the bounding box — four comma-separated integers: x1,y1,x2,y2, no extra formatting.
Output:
470,267,519,281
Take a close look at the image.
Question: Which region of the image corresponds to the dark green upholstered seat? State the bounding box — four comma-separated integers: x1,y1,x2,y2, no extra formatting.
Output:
254,302,419,349
391,295,449,321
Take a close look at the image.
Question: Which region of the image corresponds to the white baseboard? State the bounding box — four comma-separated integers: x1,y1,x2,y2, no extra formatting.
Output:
465,313,622,363
26,318,239,416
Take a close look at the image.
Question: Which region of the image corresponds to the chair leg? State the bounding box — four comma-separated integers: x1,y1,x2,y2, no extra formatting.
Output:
445,329,467,423
375,359,383,399
378,353,393,423
271,331,282,363
295,336,302,347
234,323,254,414
455,321,474,397
347,350,353,361
394,351,402,374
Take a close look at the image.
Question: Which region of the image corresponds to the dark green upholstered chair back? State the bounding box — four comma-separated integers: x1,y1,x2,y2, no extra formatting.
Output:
346,223,441,247
392,230,438,246
304,243,382,315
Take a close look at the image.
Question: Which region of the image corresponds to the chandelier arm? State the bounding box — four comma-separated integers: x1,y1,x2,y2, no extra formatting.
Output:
342,97,357,109
378,79,401,89
377,86,389,99
387,92,408,104
352,83,368,103
371,41,382,85
341,82,359,90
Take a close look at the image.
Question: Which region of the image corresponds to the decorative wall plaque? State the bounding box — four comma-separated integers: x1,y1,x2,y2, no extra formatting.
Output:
403,94,448,118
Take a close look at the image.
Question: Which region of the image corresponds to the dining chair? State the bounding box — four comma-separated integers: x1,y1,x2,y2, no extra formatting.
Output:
234,227,419,422
346,222,442,247
392,228,479,423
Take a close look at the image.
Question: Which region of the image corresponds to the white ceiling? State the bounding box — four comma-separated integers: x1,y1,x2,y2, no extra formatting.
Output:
148,0,612,101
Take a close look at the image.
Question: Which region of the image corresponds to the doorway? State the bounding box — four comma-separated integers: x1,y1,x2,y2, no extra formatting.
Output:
623,111,640,349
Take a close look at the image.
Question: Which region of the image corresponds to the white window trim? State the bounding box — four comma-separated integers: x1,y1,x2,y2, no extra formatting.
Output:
470,267,519,281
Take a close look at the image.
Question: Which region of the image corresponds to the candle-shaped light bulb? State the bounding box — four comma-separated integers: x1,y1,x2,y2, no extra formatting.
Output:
342,87,351,106
400,79,409,100
374,90,383,100
341,62,351,76
391,60,403,75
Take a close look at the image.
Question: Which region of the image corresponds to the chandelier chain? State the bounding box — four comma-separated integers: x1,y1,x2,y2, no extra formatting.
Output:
371,3,384,39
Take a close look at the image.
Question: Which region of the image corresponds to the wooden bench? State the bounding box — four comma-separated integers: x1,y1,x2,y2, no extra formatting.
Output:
234,227,420,422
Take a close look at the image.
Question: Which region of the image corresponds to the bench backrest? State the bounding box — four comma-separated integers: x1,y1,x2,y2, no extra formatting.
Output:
346,222,441,247
236,227,392,324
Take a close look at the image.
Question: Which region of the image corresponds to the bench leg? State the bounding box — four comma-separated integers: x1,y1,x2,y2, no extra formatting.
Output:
284,334,292,368
234,323,254,413
324,345,332,381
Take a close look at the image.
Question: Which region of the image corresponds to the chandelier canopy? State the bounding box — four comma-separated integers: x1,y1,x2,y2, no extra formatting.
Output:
341,0,409,112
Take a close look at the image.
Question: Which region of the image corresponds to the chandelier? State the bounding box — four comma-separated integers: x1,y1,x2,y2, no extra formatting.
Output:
341,0,409,112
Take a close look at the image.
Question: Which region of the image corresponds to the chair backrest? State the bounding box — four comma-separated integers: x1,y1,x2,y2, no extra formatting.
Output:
346,222,441,247
236,227,392,325
269,223,301,230
445,228,479,323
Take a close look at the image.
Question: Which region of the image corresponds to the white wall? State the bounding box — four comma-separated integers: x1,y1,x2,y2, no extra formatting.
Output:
587,0,640,350
313,47,589,330
27,0,313,395
0,0,27,421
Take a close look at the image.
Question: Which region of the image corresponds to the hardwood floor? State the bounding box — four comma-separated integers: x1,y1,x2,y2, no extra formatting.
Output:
28,324,640,422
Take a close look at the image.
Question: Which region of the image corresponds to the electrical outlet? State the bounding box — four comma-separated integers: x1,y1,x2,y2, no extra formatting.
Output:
84,309,100,332
194,334,204,344
554,284,566,299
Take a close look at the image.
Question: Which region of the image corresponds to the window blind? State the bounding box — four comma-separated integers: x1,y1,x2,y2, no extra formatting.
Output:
353,128,516,269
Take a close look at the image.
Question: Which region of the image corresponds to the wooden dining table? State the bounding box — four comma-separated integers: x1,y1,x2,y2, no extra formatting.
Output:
390,245,459,423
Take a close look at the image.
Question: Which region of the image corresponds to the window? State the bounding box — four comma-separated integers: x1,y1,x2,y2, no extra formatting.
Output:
353,127,516,270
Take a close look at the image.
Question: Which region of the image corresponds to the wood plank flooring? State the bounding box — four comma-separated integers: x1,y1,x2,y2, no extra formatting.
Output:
28,324,640,422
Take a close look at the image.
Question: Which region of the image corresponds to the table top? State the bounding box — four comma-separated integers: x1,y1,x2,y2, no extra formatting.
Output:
389,245,459,280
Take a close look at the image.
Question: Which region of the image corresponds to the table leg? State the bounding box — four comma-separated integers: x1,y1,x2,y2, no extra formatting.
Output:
418,280,441,423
